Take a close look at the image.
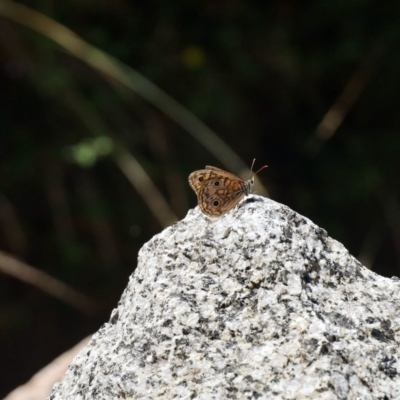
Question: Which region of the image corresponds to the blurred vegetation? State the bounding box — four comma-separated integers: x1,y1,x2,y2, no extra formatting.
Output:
1,0,400,396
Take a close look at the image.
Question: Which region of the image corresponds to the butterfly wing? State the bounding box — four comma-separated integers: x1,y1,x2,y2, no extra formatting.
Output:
188,168,247,217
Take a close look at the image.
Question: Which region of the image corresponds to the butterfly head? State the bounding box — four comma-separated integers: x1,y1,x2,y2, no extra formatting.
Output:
243,160,267,196
243,178,254,196
248,159,268,190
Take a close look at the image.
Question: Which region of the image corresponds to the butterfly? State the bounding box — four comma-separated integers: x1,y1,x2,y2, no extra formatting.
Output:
188,160,267,217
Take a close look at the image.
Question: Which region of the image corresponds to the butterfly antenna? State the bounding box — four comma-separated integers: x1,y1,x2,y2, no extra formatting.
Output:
254,164,268,176
250,159,268,178
250,158,256,174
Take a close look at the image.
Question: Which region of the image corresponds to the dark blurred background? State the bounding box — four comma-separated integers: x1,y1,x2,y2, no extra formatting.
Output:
1,0,400,396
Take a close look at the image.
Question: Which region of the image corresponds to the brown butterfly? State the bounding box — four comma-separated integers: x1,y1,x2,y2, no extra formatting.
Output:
188,160,267,217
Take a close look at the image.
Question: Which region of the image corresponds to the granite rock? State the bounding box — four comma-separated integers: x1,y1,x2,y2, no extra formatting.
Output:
50,195,400,400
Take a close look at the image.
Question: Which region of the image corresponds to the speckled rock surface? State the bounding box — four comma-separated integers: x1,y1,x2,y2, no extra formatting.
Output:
50,196,400,400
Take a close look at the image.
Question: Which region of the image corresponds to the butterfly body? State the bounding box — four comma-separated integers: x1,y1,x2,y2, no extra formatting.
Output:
188,166,255,217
